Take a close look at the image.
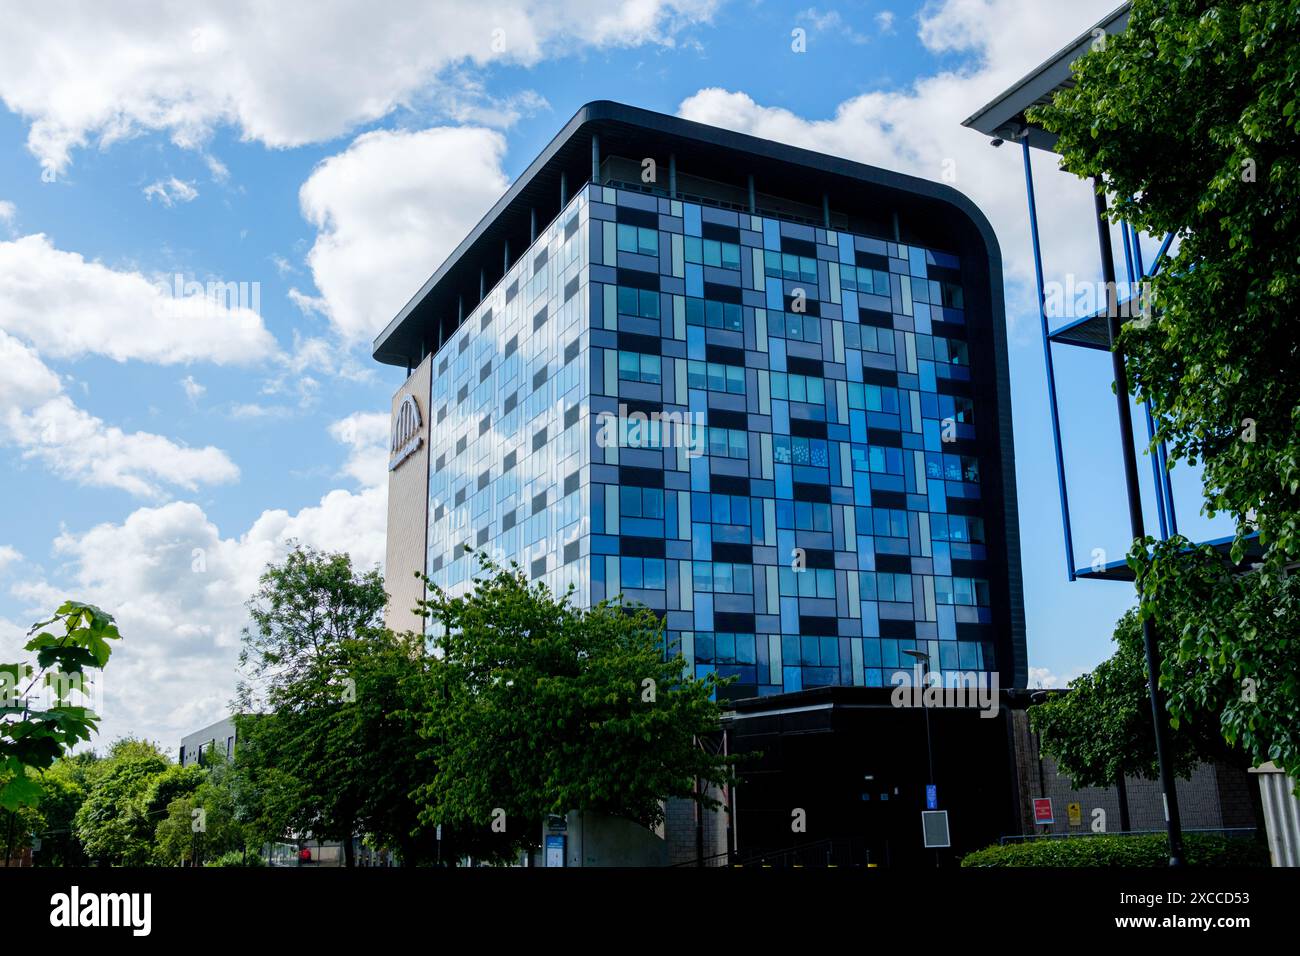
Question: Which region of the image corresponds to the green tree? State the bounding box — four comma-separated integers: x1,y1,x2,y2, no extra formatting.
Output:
153,756,249,866
341,629,440,865
29,757,95,867
0,785,41,866
236,544,387,867
1028,610,1262,830
140,763,205,825
2,602,120,811
1031,0,1300,783
74,738,169,866
1130,538,1299,780
225,732,298,854
413,551,734,861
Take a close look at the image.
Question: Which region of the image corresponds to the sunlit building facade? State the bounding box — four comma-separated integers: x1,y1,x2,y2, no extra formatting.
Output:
379,101,1026,701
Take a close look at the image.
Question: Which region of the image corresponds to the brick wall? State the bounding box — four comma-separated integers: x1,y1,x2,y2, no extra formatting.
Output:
1010,709,1258,836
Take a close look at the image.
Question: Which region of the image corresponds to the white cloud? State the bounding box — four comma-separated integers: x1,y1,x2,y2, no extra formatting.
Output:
0,199,15,229
798,8,871,45
143,176,199,206
1027,665,1082,689
179,375,205,402
434,79,551,129
6,394,240,499
0,329,62,409
0,233,277,365
227,402,291,421
0,329,239,498
0,545,21,575
876,11,895,34
202,152,229,183
0,0,719,176
296,126,512,342
7,415,389,745
676,0,1121,341
329,411,390,489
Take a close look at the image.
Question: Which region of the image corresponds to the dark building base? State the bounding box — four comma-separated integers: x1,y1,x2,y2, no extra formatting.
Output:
714,686,1259,867
724,686,1017,867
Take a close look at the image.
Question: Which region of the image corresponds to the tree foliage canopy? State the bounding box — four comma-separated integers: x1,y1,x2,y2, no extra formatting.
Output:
1030,610,1243,788
412,551,734,859
1033,0,1300,562
1,601,119,811
1031,0,1300,783
236,543,388,866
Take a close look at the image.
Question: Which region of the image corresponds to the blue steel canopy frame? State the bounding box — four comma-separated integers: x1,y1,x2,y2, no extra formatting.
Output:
960,0,1202,867
1021,134,1181,580
1019,137,1261,580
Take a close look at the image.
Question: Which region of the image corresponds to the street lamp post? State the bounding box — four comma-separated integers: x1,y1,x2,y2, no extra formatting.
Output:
903,648,938,867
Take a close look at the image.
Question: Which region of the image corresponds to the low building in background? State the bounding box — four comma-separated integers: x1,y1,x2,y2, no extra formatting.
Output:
178,715,239,768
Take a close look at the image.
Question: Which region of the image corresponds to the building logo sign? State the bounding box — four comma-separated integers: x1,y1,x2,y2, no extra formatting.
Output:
389,394,423,471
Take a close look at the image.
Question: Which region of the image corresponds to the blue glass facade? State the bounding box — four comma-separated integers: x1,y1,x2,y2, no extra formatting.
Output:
383,102,1025,699
421,175,1009,699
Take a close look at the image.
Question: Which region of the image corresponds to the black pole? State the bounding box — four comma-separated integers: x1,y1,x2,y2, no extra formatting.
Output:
1093,182,1185,866
920,681,941,868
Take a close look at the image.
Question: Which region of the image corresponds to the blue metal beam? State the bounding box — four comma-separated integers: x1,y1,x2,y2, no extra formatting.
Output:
1148,231,1175,276
1022,138,1076,581
1130,222,1146,278
1133,225,1180,533
1123,221,1170,541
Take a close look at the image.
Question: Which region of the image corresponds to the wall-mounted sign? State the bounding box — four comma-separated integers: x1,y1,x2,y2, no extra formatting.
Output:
1033,797,1054,826
1067,802,1082,827
389,394,423,471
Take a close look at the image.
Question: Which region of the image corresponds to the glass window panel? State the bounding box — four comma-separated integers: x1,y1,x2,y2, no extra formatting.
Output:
618,286,639,315
801,635,819,665
639,290,660,319
714,563,733,593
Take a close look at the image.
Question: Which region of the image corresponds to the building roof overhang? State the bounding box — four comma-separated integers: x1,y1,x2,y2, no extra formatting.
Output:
372,99,1004,369
960,3,1130,152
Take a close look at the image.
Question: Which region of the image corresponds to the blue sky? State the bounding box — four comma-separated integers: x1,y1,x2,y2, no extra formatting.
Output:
0,0,1228,748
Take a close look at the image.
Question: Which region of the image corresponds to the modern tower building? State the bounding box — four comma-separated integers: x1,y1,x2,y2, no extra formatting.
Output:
378,101,1026,703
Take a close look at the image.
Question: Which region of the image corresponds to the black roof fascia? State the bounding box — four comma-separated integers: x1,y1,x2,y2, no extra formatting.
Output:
374,100,1004,370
